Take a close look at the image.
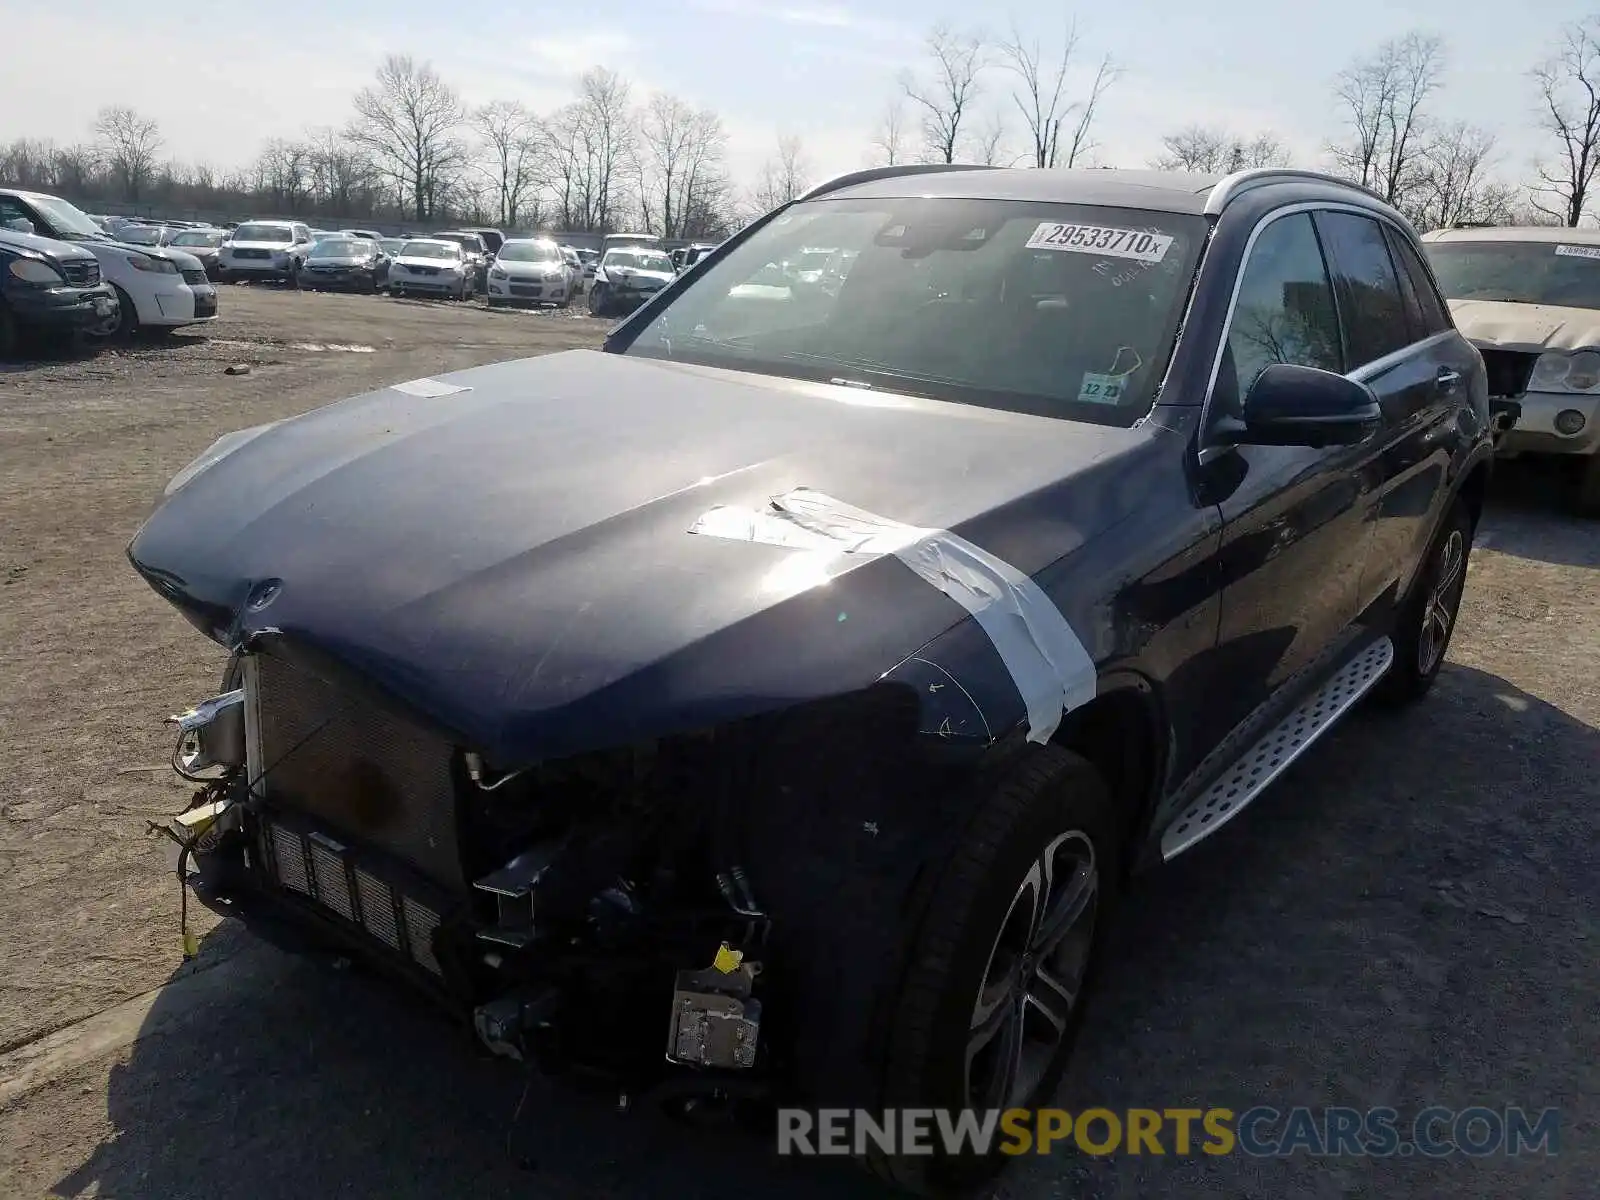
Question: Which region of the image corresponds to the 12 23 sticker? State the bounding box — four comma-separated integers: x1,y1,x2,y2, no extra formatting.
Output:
1027,222,1174,263
1078,372,1127,404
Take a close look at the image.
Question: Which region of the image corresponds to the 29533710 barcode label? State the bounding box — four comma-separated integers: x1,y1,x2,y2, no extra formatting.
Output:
1025,222,1174,263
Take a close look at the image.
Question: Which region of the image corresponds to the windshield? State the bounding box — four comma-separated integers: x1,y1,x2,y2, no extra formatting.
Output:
434,233,477,250
606,250,674,273
401,241,458,260
29,194,106,238
794,250,833,271
118,226,164,245
498,241,561,263
1425,239,1600,310
171,230,224,247
312,239,367,258
233,223,293,244
379,239,405,254
621,197,1206,427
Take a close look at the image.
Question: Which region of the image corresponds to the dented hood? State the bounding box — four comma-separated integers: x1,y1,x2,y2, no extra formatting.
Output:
1447,298,1600,354
128,349,1139,764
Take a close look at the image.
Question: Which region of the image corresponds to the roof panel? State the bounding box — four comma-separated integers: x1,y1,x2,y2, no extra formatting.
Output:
823,167,1224,213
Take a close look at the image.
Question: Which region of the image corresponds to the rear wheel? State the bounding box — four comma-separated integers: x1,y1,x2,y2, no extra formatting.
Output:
1376,497,1473,705
867,746,1120,1195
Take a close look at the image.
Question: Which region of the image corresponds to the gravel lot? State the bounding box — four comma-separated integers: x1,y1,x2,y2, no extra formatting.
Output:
1,286,1595,1198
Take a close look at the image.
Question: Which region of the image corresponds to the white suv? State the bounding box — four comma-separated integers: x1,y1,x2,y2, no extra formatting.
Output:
218,220,317,283
0,189,216,335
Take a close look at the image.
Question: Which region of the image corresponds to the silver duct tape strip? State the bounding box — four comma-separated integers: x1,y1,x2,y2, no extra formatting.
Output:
391,377,470,397
690,487,1096,743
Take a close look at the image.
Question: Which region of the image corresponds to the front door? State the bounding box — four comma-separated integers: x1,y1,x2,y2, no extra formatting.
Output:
1195,209,1383,750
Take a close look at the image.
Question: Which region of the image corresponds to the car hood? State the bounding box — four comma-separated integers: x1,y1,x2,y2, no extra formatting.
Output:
498,260,565,276
1447,298,1600,353
605,268,673,285
395,255,460,269
307,256,373,267
0,227,96,261
128,350,1142,765
227,240,292,253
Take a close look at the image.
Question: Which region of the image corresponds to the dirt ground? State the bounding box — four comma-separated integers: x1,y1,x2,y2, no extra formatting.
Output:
0,286,1595,1198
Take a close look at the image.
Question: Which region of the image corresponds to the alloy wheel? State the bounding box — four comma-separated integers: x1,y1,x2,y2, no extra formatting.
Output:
1417,528,1466,676
966,830,1098,1110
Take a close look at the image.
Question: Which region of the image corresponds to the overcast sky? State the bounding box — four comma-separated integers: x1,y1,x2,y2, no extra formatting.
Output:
0,0,1588,194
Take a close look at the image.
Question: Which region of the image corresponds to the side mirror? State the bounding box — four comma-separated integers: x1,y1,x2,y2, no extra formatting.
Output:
1218,363,1381,450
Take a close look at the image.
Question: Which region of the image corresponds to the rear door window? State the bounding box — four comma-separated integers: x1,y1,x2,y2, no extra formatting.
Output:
1313,211,1410,367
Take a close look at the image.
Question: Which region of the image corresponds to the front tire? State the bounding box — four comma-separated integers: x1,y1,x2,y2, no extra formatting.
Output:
111,285,140,337
868,746,1120,1195
1376,497,1473,705
588,284,609,317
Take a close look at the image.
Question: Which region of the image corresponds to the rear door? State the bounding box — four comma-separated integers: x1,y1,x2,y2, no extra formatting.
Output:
1313,211,1472,611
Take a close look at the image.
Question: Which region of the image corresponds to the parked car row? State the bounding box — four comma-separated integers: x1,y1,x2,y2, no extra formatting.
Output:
1,188,218,351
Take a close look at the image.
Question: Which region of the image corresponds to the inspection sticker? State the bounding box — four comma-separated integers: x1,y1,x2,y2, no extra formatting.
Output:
1077,372,1128,404
1554,244,1600,260
1026,222,1174,263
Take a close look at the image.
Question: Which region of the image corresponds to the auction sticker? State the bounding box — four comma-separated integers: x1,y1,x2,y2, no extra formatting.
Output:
1555,244,1600,260
1027,222,1174,263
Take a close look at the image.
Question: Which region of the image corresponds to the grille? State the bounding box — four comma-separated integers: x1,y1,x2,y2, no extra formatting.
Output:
510,284,542,297
182,268,207,286
252,655,465,887
233,248,270,259
410,265,441,276
263,818,445,975
60,260,100,286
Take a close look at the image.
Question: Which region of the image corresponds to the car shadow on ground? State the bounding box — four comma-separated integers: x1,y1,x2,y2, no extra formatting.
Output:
1479,461,1599,569
48,666,1596,1200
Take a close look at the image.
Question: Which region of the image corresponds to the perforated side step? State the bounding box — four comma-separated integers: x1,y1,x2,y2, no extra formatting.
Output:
1161,637,1395,861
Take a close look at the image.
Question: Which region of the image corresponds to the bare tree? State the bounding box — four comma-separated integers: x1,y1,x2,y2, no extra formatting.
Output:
1407,122,1517,230
93,106,163,201
546,69,636,233
869,99,909,167
252,139,314,212
1153,125,1291,173
998,20,1119,169
347,55,464,221
973,113,1011,166
637,93,728,238
752,135,811,212
1531,16,1600,226
901,25,988,163
1329,32,1445,206
471,100,543,227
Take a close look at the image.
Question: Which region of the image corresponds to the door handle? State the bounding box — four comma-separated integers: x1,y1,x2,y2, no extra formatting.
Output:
1435,368,1462,392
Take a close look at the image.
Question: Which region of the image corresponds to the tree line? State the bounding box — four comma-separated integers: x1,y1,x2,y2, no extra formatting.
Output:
0,60,746,237
3,15,1599,234
875,16,1600,228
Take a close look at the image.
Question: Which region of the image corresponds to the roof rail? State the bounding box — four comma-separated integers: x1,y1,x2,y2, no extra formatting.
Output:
1203,168,1383,215
799,162,995,203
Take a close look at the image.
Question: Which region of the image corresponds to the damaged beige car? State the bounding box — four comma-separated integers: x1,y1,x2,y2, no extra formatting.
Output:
1422,225,1600,515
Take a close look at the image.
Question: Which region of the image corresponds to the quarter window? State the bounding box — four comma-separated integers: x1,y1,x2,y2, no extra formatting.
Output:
1224,212,1343,404
1384,226,1452,337
1314,211,1409,367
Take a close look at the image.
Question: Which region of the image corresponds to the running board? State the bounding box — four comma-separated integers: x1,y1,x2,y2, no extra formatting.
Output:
1161,637,1395,861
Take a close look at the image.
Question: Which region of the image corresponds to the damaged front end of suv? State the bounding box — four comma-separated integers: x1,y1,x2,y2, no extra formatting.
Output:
154,643,956,1097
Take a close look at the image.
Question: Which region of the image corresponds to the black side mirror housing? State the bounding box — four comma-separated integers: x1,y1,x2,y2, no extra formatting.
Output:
1217,362,1382,450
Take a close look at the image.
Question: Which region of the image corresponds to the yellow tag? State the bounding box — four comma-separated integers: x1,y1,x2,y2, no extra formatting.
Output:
712,943,743,974
182,929,199,959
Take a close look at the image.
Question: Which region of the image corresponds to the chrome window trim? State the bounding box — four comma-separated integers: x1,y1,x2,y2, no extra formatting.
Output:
1196,200,1440,460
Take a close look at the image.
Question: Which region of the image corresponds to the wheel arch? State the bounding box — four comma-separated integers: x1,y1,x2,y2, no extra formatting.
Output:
1453,453,1493,531
1047,670,1168,880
